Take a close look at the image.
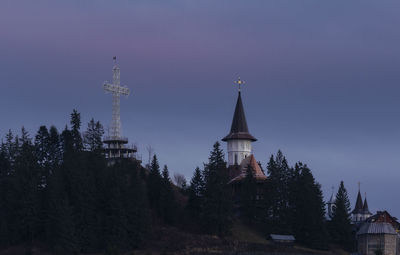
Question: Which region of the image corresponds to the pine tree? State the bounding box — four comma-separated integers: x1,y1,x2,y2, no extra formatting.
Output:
202,142,232,236
266,150,294,234
83,118,104,152
0,141,11,247
12,128,40,249
291,162,328,249
35,125,51,187
160,165,177,224
330,181,354,251
147,155,162,214
4,129,16,166
187,167,205,220
48,126,62,169
70,109,83,152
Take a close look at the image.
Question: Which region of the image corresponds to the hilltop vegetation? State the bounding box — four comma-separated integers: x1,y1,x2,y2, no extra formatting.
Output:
0,110,354,254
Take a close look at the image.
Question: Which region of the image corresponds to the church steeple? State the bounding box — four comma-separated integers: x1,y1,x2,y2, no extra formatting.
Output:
363,193,371,215
352,189,364,214
222,78,257,166
222,91,257,142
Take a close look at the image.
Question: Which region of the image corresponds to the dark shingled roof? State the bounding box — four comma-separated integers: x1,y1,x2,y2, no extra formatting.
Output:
222,91,257,142
352,190,364,214
363,197,371,215
357,223,397,235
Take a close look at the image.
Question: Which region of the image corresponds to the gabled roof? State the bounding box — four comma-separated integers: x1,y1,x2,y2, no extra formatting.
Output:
270,234,295,241
366,211,400,231
228,154,267,183
222,91,256,142
352,190,364,214
357,222,397,235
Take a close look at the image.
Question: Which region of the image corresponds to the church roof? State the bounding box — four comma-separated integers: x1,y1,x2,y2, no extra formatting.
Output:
222,91,257,142
328,189,335,204
363,197,371,215
352,190,364,214
228,154,267,183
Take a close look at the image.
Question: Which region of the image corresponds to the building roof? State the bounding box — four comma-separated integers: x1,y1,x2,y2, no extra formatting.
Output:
222,91,257,142
270,234,296,241
352,190,364,214
228,154,267,183
363,197,371,215
366,211,400,231
328,191,335,204
357,222,397,235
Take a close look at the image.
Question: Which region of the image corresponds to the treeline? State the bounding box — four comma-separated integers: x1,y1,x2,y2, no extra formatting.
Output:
0,110,355,253
186,150,355,251
0,110,150,253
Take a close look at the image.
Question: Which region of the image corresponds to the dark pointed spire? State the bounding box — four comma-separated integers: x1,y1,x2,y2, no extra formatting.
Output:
222,91,257,142
352,189,364,214
363,193,371,215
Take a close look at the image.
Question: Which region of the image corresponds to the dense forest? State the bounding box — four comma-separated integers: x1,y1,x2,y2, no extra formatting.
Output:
0,110,355,254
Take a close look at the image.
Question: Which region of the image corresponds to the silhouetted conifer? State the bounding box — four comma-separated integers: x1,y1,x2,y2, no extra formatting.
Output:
187,167,205,220
330,181,354,251
266,150,294,234
83,118,104,152
202,142,232,236
147,155,162,214
291,162,328,249
160,165,177,224
70,109,83,152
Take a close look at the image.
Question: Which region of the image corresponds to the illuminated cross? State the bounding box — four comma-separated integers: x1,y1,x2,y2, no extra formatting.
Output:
234,77,245,92
103,57,130,139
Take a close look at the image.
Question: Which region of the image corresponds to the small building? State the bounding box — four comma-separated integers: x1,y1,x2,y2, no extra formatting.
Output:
221,83,268,202
357,222,398,255
270,234,295,247
357,211,400,255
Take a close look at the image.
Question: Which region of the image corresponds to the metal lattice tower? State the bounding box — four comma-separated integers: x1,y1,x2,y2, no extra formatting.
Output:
103,57,130,139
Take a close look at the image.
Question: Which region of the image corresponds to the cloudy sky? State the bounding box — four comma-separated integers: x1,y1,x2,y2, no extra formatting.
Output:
1,0,400,216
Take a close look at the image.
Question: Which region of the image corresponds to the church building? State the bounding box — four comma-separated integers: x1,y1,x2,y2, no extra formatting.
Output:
222,79,267,199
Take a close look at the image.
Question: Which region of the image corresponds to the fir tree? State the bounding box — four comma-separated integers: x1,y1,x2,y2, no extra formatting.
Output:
12,128,40,250
160,165,177,224
330,181,354,251
202,142,232,236
266,150,294,234
147,155,162,214
187,167,205,220
83,118,104,152
291,162,328,249
35,125,51,187
70,109,83,152
48,126,62,169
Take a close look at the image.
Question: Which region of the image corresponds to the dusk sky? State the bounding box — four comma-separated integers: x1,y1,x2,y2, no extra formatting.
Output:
1,1,400,216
